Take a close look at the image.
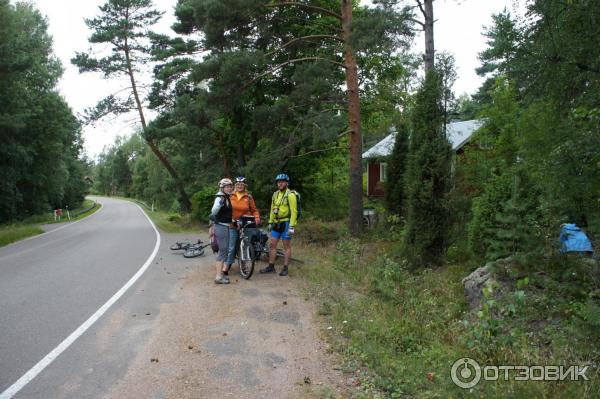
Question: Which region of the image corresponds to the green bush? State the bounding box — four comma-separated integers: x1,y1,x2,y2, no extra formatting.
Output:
301,187,348,221
191,187,215,223
369,255,406,301
167,213,182,223
169,198,181,213
289,148,349,221
468,171,513,257
298,219,342,245
469,167,543,261
332,237,362,270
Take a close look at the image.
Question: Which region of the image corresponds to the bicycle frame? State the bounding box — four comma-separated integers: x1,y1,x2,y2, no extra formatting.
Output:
235,216,259,279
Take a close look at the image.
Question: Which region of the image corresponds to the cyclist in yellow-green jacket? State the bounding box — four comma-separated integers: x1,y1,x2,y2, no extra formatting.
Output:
260,173,297,276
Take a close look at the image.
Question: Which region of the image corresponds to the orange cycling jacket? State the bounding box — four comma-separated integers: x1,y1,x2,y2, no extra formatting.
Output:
230,191,261,223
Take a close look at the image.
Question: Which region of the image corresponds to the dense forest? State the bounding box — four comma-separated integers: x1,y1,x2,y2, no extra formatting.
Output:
0,0,89,222
86,0,599,263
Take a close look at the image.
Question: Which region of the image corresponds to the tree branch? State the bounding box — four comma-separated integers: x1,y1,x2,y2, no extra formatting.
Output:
245,57,346,89
263,2,342,20
319,107,345,114
408,17,424,28
416,0,426,18
289,145,348,158
265,34,342,57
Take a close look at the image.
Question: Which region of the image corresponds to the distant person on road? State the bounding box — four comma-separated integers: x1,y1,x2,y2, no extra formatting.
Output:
223,176,261,276
210,178,234,284
260,173,298,277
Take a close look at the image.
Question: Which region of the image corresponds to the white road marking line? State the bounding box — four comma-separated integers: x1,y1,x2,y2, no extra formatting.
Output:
0,203,161,399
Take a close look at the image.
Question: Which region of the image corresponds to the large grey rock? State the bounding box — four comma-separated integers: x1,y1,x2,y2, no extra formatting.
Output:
462,257,518,310
462,265,495,310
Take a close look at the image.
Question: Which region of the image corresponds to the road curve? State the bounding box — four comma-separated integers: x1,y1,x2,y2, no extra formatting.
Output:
0,197,159,397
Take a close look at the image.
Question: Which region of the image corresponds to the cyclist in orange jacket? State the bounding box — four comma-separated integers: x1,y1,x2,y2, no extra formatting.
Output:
223,176,261,275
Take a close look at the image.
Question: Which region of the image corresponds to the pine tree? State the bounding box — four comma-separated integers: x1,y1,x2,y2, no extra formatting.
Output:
72,0,191,211
484,168,542,262
403,70,453,267
384,120,409,216
468,171,513,257
157,0,412,235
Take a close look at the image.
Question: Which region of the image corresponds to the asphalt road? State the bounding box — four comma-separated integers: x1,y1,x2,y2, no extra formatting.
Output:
0,197,160,398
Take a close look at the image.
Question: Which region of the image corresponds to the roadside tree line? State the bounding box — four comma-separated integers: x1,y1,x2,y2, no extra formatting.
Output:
0,1,88,223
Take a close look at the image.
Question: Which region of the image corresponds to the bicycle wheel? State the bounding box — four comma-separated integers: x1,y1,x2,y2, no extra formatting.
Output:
183,247,205,258
170,241,189,250
238,237,255,279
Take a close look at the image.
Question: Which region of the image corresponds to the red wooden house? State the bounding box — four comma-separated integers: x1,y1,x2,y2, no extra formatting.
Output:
362,119,483,197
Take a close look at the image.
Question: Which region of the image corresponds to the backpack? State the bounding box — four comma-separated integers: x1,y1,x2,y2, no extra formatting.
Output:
273,189,301,220
290,190,301,219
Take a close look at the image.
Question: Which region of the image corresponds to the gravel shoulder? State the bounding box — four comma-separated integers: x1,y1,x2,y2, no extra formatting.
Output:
104,231,348,399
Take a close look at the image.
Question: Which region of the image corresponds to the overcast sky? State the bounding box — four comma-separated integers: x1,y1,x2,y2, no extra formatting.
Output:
26,0,521,158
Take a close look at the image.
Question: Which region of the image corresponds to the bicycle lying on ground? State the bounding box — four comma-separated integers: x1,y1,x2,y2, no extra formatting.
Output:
170,239,210,258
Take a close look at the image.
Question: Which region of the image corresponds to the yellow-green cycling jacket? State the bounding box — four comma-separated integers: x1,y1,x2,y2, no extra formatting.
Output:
268,189,298,227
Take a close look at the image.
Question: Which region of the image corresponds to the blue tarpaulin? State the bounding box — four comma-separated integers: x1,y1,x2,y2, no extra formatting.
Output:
559,224,593,253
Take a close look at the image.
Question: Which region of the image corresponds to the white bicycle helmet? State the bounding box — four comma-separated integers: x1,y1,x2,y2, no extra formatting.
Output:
218,178,233,188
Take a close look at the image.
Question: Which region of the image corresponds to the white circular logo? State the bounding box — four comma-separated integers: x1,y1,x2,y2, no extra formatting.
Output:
451,357,482,389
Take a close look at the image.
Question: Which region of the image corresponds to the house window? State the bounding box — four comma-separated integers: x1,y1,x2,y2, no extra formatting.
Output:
380,162,387,182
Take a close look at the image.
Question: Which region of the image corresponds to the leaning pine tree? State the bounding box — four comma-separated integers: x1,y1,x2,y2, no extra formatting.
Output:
72,0,191,212
403,70,453,267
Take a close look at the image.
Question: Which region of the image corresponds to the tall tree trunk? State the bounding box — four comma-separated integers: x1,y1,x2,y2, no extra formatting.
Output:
123,11,191,212
342,0,363,236
423,0,435,72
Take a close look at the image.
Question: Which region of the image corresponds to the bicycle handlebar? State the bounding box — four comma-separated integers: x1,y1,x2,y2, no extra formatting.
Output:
235,216,259,228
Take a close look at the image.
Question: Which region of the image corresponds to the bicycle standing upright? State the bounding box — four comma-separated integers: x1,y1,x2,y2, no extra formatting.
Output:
236,216,259,279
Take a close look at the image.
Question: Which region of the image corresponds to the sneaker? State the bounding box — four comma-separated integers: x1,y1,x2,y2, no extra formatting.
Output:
214,276,230,284
260,264,276,274
279,266,288,276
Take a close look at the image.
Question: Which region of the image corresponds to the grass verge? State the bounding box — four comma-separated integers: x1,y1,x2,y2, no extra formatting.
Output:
0,199,101,247
0,225,44,247
119,197,203,234
144,210,203,233
296,237,600,398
